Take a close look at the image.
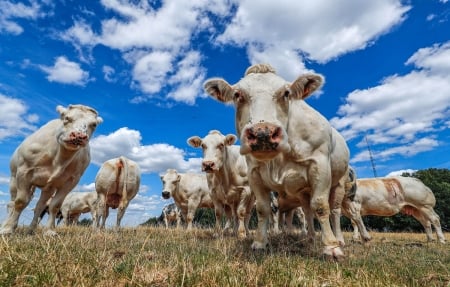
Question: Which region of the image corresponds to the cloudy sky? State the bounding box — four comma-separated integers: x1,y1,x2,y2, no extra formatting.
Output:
0,0,449,227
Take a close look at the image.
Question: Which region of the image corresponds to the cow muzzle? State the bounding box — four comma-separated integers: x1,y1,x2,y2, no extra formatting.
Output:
161,191,171,199
65,131,89,147
244,123,282,153
202,161,217,173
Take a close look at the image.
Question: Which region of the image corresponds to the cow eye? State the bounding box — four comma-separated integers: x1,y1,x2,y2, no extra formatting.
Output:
233,90,243,102
201,144,207,150
90,122,97,128
217,143,224,150
63,116,72,124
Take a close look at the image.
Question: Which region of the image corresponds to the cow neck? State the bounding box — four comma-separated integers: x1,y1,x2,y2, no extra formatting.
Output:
215,146,232,191
47,143,86,185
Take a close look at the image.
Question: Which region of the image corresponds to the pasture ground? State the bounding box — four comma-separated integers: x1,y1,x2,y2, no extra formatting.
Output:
0,227,449,286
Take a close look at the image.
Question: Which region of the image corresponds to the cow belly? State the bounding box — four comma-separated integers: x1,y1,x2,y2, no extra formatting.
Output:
360,205,400,217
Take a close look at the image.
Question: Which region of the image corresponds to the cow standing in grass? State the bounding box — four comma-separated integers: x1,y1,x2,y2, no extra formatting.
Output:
342,175,446,244
188,130,255,239
161,169,216,229
203,64,351,259
0,104,102,236
94,156,140,228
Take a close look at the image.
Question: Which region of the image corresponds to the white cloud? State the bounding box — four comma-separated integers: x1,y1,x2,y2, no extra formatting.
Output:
332,41,450,162
0,94,39,141
216,0,410,78
102,65,116,83
40,56,90,86
89,127,202,174
385,169,417,177
0,1,45,35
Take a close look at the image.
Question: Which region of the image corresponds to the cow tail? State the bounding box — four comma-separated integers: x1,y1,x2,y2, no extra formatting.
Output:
119,156,129,205
345,166,357,201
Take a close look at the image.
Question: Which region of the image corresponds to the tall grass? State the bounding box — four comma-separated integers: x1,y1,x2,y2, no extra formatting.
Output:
0,227,448,286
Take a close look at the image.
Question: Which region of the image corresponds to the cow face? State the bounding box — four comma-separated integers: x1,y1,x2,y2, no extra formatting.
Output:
161,169,181,199
56,104,103,151
187,130,236,173
204,64,323,161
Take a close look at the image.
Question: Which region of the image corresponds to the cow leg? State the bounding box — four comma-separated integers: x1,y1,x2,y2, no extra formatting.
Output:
0,175,33,234
414,207,446,244
43,188,72,236
116,200,129,228
299,197,316,242
236,186,253,238
309,163,344,260
342,199,371,243
186,200,200,230
93,193,106,229
102,207,109,228
296,207,308,236
329,181,346,247
29,189,55,234
285,209,296,233
250,180,271,250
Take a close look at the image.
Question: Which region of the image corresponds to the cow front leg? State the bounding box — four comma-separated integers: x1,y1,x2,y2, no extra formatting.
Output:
250,182,271,250
309,163,344,260
44,188,72,236
29,189,55,234
0,177,33,235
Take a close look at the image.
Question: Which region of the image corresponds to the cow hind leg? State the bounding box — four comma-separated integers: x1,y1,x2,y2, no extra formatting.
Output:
416,207,446,244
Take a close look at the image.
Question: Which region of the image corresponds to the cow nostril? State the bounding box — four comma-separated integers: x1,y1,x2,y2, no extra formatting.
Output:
271,127,282,140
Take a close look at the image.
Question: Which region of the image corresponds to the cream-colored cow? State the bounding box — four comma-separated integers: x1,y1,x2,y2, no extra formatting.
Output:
161,169,215,229
94,156,140,228
60,191,98,225
188,130,255,239
0,104,102,235
203,64,350,259
342,176,446,244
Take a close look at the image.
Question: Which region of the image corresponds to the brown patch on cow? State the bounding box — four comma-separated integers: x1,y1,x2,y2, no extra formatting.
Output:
107,194,121,209
382,178,404,205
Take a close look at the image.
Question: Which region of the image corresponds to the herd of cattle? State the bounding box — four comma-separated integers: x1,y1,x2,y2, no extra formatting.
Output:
0,64,445,260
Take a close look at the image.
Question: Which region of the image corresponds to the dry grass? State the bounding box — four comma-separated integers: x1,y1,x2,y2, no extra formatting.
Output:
0,226,449,287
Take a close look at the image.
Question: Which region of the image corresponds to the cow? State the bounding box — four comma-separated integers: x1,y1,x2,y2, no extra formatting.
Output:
203,64,350,259
342,175,446,244
0,104,102,235
160,169,216,229
158,203,182,228
59,191,98,226
94,156,140,228
187,130,255,239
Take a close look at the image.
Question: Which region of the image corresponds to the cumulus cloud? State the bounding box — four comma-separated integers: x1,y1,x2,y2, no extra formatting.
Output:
40,56,90,86
0,94,39,141
0,1,45,35
216,0,410,79
331,41,450,162
89,127,202,174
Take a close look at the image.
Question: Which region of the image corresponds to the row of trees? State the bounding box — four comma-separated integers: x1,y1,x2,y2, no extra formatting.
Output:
143,168,450,233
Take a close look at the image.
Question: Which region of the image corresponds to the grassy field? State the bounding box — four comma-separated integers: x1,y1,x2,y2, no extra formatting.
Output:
0,226,448,287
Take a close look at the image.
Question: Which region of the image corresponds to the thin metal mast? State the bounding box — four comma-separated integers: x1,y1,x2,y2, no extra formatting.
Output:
365,135,378,178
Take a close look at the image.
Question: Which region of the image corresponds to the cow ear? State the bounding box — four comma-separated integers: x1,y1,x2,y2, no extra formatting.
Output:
204,78,234,103
56,105,67,116
224,134,237,146
187,136,202,148
176,175,181,182
290,73,324,100
96,116,103,124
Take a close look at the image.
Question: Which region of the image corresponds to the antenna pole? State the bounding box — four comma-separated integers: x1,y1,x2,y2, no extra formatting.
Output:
365,135,378,177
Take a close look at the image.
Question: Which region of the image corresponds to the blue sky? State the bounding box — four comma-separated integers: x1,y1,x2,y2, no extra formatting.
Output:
0,0,449,227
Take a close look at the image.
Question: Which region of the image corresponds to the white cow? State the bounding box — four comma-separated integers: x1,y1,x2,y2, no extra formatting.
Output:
342,175,446,244
0,104,102,235
60,191,98,226
159,203,182,228
161,169,215,229
203,64,350,259
187,130,255,239
94,156,140,228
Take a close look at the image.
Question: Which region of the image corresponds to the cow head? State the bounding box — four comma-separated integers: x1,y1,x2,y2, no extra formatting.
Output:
56,104,103,151
187,130,236,173
204,64,323,161
161,169,181,199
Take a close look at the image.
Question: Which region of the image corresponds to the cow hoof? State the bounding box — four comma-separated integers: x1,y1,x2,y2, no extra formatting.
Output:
323,246,345,261
43,230,58,237
251,241,268,250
